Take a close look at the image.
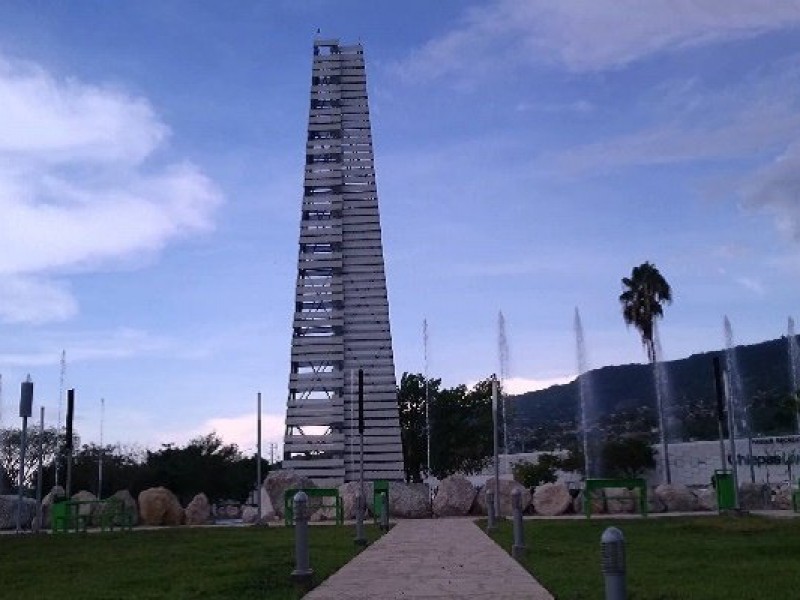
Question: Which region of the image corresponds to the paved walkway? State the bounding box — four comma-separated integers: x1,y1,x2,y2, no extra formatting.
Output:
304,518,553,600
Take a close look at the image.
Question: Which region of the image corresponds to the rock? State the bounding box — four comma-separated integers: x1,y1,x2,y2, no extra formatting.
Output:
572,490,606,514
605,488,636,514
110,489,139,526
41,486,66,529
655,484,698,512
71,490,99,524
771,485,792,510
532,483,572,516
338,482,370,519
647,489,667,513
241,505,258,524
310,505,338,522
433,476,476,517
185,493,212,525
695,488,716,511
258,487,276,520
477,479,531,517
388,482,431,518
263,470,316,518
739,483,770,510
138,487,184,526
0,495,36,530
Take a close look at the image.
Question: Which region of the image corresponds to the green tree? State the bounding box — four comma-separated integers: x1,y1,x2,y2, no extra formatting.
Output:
136,433,269,504
398,374,499,479
619,261,672,363
0,426,61,491
512,454,561,488
601,437,656,478
59,443,144,498
397,373,441,483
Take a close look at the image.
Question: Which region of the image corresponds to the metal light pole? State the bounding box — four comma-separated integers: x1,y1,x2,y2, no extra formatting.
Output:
98,398,104,498
423,319,432,498
35,406,44,533
724,371,740,510
492,374,500,518
257,392,262,522
712,356,727,471
355,368,367,546
16,376,33,534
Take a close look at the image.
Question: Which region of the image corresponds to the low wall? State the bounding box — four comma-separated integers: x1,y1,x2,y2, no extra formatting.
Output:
500,434,800,487
651,435,800,486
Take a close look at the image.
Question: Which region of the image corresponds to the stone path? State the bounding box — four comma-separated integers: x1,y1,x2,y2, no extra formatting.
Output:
304,518,554,599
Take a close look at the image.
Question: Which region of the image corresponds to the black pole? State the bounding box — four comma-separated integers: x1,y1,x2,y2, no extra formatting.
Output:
65,389,74,498
357,368,365,527
358,369,364,434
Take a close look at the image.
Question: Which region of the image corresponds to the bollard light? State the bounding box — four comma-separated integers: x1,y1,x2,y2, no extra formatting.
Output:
291,491,313,585
486,486,496,532
601,526,626,600
511,487,526,560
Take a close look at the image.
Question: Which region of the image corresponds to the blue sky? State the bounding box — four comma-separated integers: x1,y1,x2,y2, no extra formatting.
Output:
1,1,799,455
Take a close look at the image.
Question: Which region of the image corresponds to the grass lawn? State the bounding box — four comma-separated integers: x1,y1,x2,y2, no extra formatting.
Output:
0,524,381,599
488,516,800,600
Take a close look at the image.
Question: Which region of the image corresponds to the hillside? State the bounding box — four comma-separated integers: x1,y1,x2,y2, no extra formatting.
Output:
510,335,798,450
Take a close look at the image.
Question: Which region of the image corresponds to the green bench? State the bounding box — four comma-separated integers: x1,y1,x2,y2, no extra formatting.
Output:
284,488,343,526
584,477,648,518
52,498,134,532
792,479,800,513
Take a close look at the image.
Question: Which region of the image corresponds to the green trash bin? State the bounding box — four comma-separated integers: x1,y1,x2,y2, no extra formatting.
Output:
712,470,735,510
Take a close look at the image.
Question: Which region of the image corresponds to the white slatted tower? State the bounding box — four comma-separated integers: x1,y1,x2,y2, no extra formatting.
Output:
283,38,403,486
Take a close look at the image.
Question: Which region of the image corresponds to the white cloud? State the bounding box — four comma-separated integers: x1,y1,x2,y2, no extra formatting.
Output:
0,327,210,367
468,375,575,395
162,412,286,456
0,56,167,164
0,275,77,324
503,376,575,395
0,54,223,323
551,102,800,174
395,0,800,80
734,276,766,296
741,142,800,242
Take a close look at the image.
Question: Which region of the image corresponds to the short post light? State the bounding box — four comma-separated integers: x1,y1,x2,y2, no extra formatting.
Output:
511,487,526,560
486,486,496,532
601,526,626,600
291,491,313,585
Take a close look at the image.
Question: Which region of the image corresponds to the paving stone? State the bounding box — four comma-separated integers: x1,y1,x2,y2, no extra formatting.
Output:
304,518,553,599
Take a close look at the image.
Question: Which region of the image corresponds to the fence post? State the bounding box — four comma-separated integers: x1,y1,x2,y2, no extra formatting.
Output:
291,492,313,585
601,526,626,600
511,487,526,560
486,486,496,532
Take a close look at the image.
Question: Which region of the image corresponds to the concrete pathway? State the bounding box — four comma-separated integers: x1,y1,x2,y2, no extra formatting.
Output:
304,518,553,600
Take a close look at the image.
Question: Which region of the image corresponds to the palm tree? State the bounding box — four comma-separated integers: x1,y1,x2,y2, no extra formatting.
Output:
619,261,673,483
619,262,672,362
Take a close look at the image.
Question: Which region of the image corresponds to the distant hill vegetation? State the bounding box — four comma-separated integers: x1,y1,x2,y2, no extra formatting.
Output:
509,335,799,451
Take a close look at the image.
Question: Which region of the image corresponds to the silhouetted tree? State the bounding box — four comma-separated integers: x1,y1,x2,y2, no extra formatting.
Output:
619,261,672,362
